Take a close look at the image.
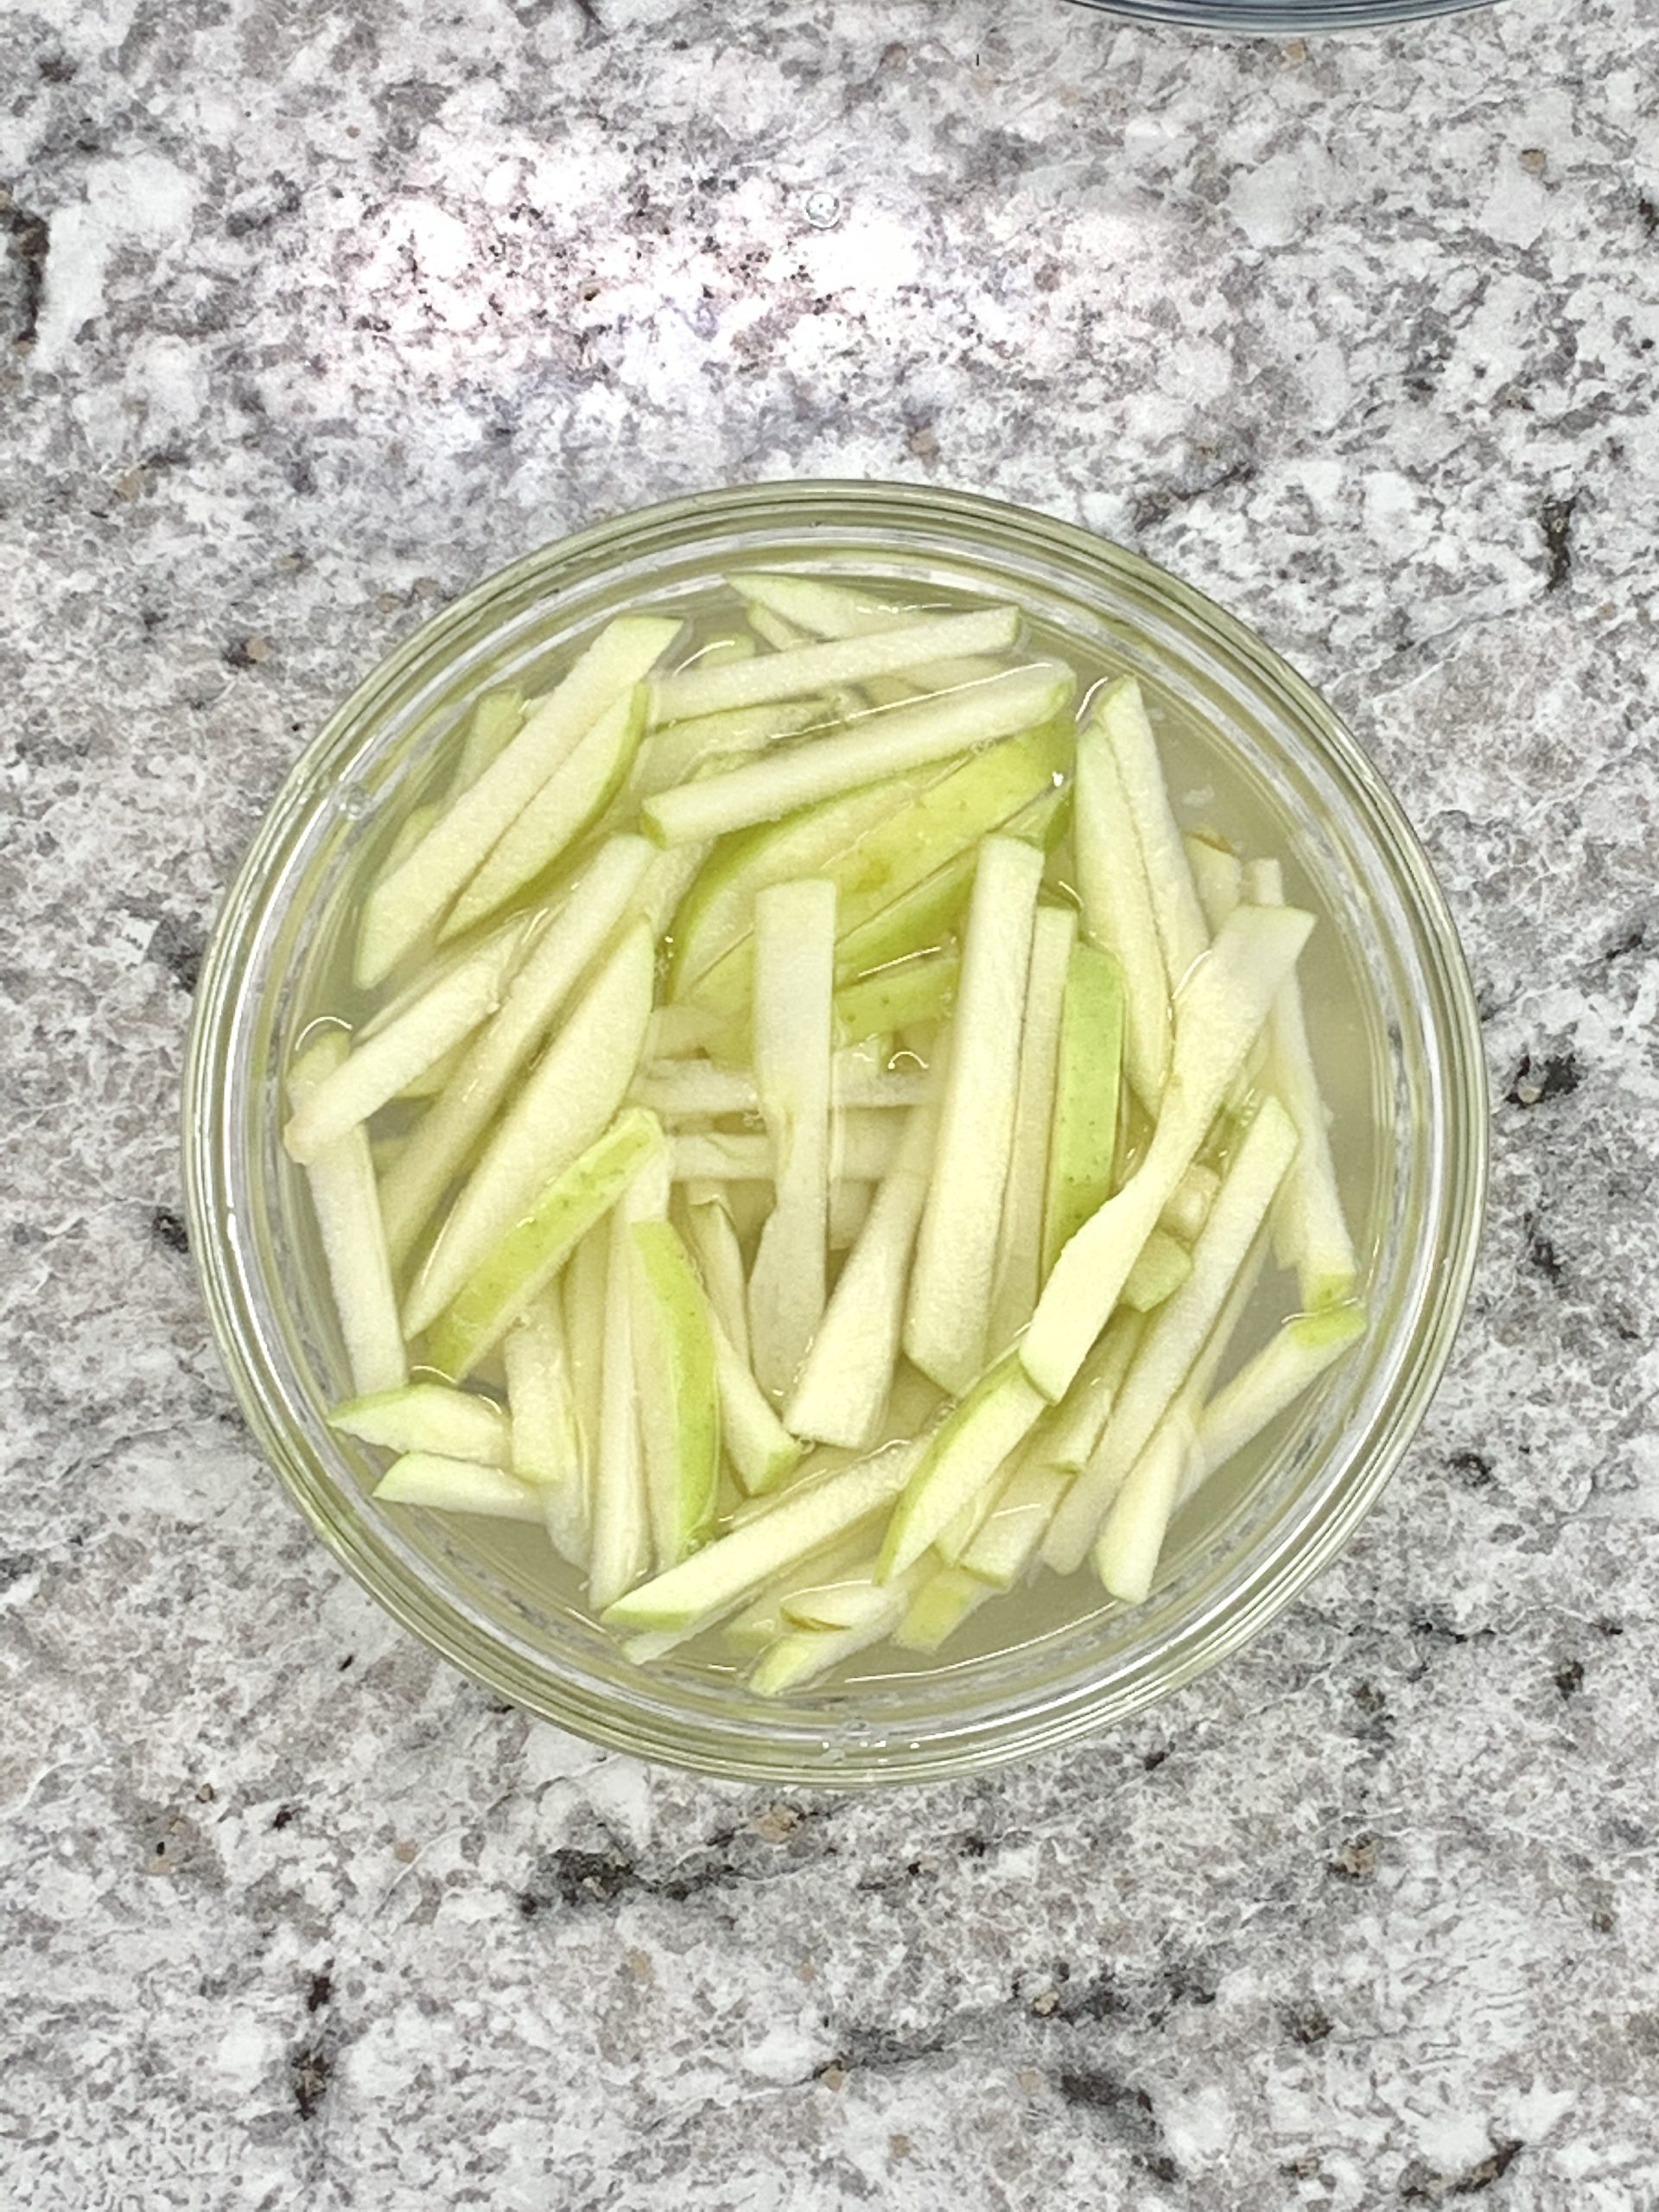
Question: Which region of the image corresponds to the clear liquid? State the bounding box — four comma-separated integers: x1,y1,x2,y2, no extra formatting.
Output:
285,572,1385,1697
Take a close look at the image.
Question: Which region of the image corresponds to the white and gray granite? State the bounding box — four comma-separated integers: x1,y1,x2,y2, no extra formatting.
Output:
5,0,1659,2204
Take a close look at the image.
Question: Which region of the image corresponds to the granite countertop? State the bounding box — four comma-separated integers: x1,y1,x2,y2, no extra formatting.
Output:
6,0,1659,2203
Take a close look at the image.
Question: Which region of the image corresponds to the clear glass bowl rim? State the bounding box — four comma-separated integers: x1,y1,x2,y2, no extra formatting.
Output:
182,478,1488,1786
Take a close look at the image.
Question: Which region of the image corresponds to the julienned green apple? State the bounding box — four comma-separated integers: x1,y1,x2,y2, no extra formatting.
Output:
709,1314,805,1494
444,684,649,934
1247,856,1358,1312
905,836,1046,1393
448,685,526,796
1042,1096,1298,1573
987,904,1077,1358
629,1220,721,1569
833,781,1068,986
378,835,654,1268
356,612,681,986
1092,675,1210,999
729,571,1007,693
645,604,1020,727
627,696,825,806
1120,1229,1192,1313
1181,1301,1368,1500
893,1564,991,1652
330,1382,511,1465
833,950,959,1052
283,922,527,1166
877,1355,1047,1580
601,1440,919,1635
286,1033,406,1398
684,719,1070,1019
785,1101,934,1451
746,878,837,1399
372,1451,545,1522
404,918,655,1333
1074,712,1169,1113
645,659,1071,849
1020,903,1314,1404
1041,938,1125,1278
423,1107,661,1381
747,1565,929,1695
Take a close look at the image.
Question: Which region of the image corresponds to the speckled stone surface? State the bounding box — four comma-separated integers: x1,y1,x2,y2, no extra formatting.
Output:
5,0,1659,2204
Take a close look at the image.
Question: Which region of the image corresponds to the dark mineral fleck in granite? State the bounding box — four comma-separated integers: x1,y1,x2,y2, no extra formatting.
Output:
4,0,1659,2205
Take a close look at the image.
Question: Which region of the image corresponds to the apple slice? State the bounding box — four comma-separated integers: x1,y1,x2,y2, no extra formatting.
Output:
720,1524,885,1653
444,686,648,936
780,1557,902,1634
373,1452,545,1522
988,904,1077,1356
396,1036,468,1102
1042,1097,1297,1572
287,1034,406,1396
503,1290,588,1565
746,878,836,1398
710,1313,805,1495
380,836,653,1267
1090,1245,1277,1601
893,1563,993,1652
729,572,1007,692
1185,1302,1370,1510
404,918,655,1332
878,1355,1048,1580
601,1437,922,1634
422,1107,662,1380
835,950,959,1051
330,1382,510,1465
645,663,1071,846
1020,902,1314,1403
1186,832,1243,932
630,1220,721,1569
448,686,527,798
1247,857,1358,1310
1074,715,1169,1112
906,836,1045,1392
684,719,1071,1018
1120,1228,1192,1313
375,800,441,887
629,1055,930,1119
356,613,681,985
831,784,1067,985
1091,1414,1194,1605
1040,938,1126,1280
629,696,828,803
960,1460,1071,1589
676,1185,750,1358
667,1115,902,1186
828,1179,874,1251
588,1162,668,1608
785,1099,937,1449
668,775,925,1003
1020,1308,1146,1481
647,605,1020,724
1094,676,1209,997
1160,1163,1220,1245
284,923,526,1166
747,1562,930,1694
561,1221,609,1473
283,915,526,1159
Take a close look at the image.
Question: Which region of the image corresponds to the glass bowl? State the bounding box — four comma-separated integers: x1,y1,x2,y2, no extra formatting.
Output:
1071,0,1497,26
182,480,1485,1786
